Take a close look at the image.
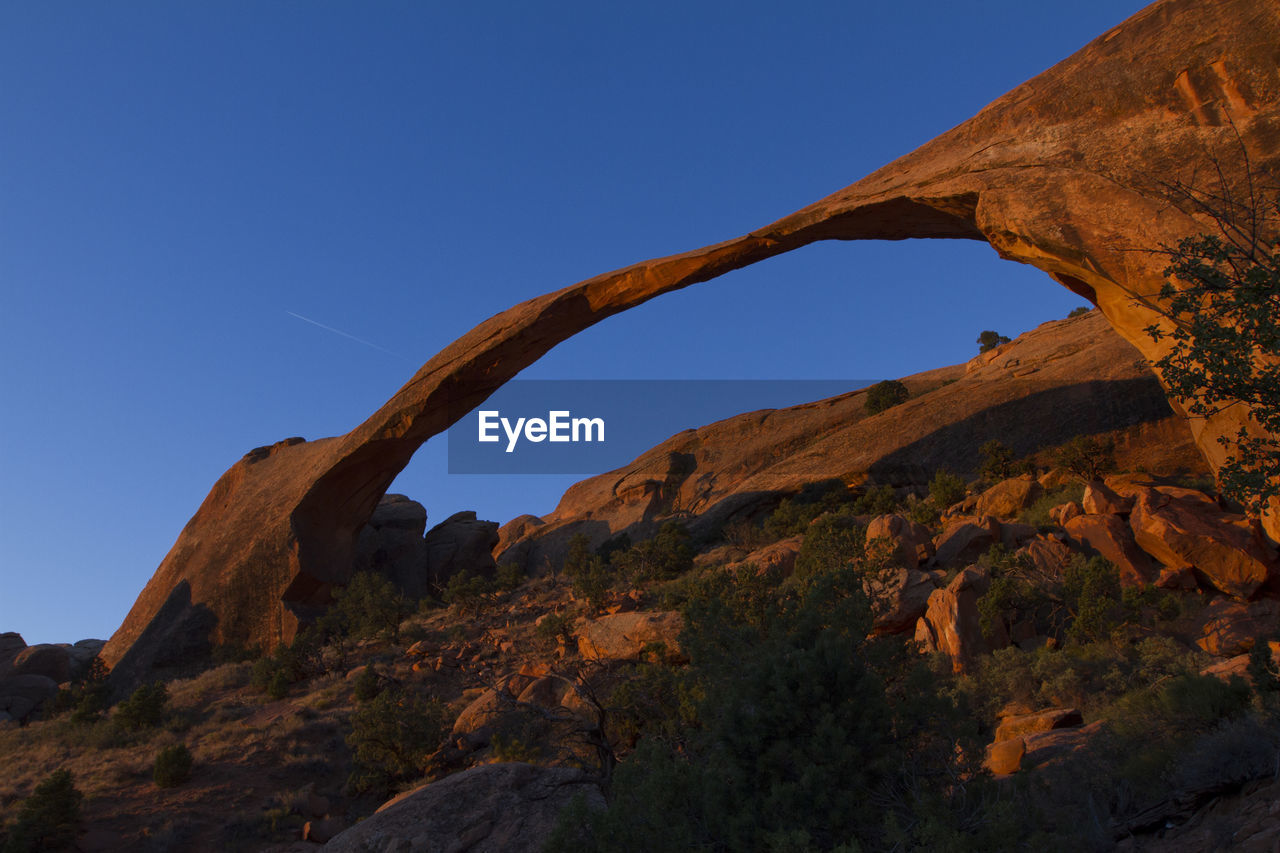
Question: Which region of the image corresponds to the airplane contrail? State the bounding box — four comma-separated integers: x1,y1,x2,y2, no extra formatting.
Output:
285,311,406,360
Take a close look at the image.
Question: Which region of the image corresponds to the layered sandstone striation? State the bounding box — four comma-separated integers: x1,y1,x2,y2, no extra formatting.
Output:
103,0,1280,682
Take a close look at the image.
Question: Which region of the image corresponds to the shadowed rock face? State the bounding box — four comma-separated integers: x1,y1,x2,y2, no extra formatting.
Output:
101,0,1280,681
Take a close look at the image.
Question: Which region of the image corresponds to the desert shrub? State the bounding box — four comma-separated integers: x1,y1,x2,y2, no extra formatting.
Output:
720,518,772,550
0,770,82,853
975,545,1058,644
551,546,1020,851
611,522,694,583
442,569,497,616
864,379,910,415
794,514,865,578
564,534,612,613
851,484,899,516
608,661,700,751
346,687,449,797
49,657,111,725
1052,435,1117,483
1067,306,1091,318
977,439,1032,482
249,626,332,697
965,635,1201,721
534,613,575,650
1106,674,1253,788
1061,555,1123,643
353,665,381,703
153,743,193,788
114,682,170,731
928,468,967,510
761,498,820,540
495,561,525,592
489,733,542,764
976,330,1011,353
757,481,857,540
902,493,940,527
595,533,632,563
327,571,412,644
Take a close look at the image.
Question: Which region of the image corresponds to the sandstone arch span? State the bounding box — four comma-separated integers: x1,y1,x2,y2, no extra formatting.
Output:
102,0,1280,681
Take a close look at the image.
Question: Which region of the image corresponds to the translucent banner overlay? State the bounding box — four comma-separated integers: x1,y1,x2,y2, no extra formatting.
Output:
446,380,874,474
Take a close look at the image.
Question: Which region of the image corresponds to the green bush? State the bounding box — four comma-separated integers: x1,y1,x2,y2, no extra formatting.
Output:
153,743,193,788
965,634,1201,721
495,561,525,592
1067,306,1091,318
795,514,865,579
346,688,449,797
564,534,612,613
1052,435,1117,483
977,439,1029,482
550,540,1014,851
327,571,412,644
114,682,169,731
864,379,909,415
534,613,575,650
928,469,966,510
249,628,329,697
1062,555,1122,643
353,664,381,703
975,546,1055,644
851,484,899,516
442,569,497,616
49,657,111,725
0,770,82,853
611,522,694,583
976,330,1011,353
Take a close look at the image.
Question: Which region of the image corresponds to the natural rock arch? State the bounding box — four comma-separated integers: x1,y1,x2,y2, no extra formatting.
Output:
102,0,1280,680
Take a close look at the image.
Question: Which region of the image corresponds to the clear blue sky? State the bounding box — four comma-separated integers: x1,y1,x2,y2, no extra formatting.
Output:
0,1,1148,644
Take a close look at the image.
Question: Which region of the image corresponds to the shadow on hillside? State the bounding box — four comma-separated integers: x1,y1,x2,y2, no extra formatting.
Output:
868,376,1183,484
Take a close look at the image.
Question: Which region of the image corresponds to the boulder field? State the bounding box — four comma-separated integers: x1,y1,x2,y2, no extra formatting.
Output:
102,0,1280,683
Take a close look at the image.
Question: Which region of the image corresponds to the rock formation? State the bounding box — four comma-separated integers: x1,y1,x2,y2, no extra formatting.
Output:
499,311,1206,574
102,0,1280,682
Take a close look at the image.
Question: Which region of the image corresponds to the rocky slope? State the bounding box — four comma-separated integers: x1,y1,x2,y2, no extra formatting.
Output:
101,0,1280,685
496,310,1208,572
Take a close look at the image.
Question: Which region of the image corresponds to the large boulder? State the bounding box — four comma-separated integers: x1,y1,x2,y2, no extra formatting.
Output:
975,476,1043,519
932,518,1000,569
1197,598,1280,657
1082,481,1133,516
423,511,500,586
914,567,989,673
0,633,26,677
994,708,1084,743
102,0,1279,682
353,494,429,599
1129,487,1277,598
1016,535,1075,578
866,515,934,569
10,645,72,684
65,639,106,681
575,611,684,662
727,536,803,576
0,674,59,722
321,763,603,853
1064,513,1157,587
868,568,937,635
